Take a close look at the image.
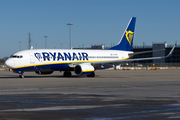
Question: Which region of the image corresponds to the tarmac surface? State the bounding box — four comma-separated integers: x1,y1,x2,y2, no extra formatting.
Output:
0,69,180,119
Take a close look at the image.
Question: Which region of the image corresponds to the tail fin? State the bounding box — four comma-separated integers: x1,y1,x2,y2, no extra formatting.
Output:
109,17,136,51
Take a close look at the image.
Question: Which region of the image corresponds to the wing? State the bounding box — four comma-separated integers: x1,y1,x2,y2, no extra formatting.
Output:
128,49,165,56
69,44,176,69
92,44,176,66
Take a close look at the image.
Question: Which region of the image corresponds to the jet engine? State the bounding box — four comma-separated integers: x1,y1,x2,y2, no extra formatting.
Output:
35,71,54,75
74,64,94,75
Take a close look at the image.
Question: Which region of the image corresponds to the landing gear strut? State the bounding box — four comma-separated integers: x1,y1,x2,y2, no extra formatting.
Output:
63,71,72,77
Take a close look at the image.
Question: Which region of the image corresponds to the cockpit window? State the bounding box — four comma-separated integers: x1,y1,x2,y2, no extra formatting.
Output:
10,55,23,58
11,55,17,58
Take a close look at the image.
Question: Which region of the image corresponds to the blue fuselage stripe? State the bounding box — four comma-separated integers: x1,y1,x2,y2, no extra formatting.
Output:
14,63,69,71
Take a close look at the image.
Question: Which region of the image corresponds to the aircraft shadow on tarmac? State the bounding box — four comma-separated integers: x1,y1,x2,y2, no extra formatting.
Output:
0,75,100,79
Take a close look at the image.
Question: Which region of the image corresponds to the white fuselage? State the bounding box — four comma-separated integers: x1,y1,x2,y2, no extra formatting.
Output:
5,49,133,71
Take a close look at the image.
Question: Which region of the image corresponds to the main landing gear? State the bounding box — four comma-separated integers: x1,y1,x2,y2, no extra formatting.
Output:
63,71,72,77
63,71,95,77
86,72,95,77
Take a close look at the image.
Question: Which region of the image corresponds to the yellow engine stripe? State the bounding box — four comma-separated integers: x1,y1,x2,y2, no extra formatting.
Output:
82,70,94,72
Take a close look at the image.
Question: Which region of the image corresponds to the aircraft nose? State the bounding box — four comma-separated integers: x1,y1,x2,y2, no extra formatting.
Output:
5,59,14,68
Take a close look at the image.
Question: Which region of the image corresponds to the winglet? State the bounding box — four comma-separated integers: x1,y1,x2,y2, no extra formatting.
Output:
166,44,176,57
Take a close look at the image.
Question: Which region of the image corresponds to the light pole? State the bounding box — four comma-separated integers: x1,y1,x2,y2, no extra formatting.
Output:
19,41,21,51
67,23,73,49
44,36,48,49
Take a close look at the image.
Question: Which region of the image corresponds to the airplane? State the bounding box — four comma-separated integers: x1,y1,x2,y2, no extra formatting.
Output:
5,17,176,78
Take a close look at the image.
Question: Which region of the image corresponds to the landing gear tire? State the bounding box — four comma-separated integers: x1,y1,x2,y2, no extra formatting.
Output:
87,72,95,77
64,71,72,77
19,74,24,78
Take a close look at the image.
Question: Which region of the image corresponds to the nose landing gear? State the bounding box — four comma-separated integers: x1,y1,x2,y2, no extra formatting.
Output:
13,70,24,78
19,74,24,78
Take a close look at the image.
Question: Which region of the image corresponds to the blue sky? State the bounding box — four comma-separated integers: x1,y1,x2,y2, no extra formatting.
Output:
0,0,180,58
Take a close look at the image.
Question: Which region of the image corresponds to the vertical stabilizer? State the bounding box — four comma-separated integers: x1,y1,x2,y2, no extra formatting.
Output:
109,17,136,51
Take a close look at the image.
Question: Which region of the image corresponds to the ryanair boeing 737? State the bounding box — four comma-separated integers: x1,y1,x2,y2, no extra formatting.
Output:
5,17,176,78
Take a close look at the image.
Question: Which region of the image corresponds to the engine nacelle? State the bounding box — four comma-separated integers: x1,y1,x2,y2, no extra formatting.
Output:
74,64,94,75
35,71,54,75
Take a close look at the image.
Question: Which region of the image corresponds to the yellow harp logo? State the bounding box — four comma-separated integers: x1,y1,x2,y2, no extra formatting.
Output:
125,30,134,46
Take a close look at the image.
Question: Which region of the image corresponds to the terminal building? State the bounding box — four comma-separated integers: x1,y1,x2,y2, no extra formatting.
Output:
132,43,179,66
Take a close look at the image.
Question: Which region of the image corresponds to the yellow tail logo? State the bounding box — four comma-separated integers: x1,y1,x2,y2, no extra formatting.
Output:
125,30,134,46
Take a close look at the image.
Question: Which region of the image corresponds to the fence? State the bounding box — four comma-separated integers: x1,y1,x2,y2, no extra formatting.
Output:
120,63,180,67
